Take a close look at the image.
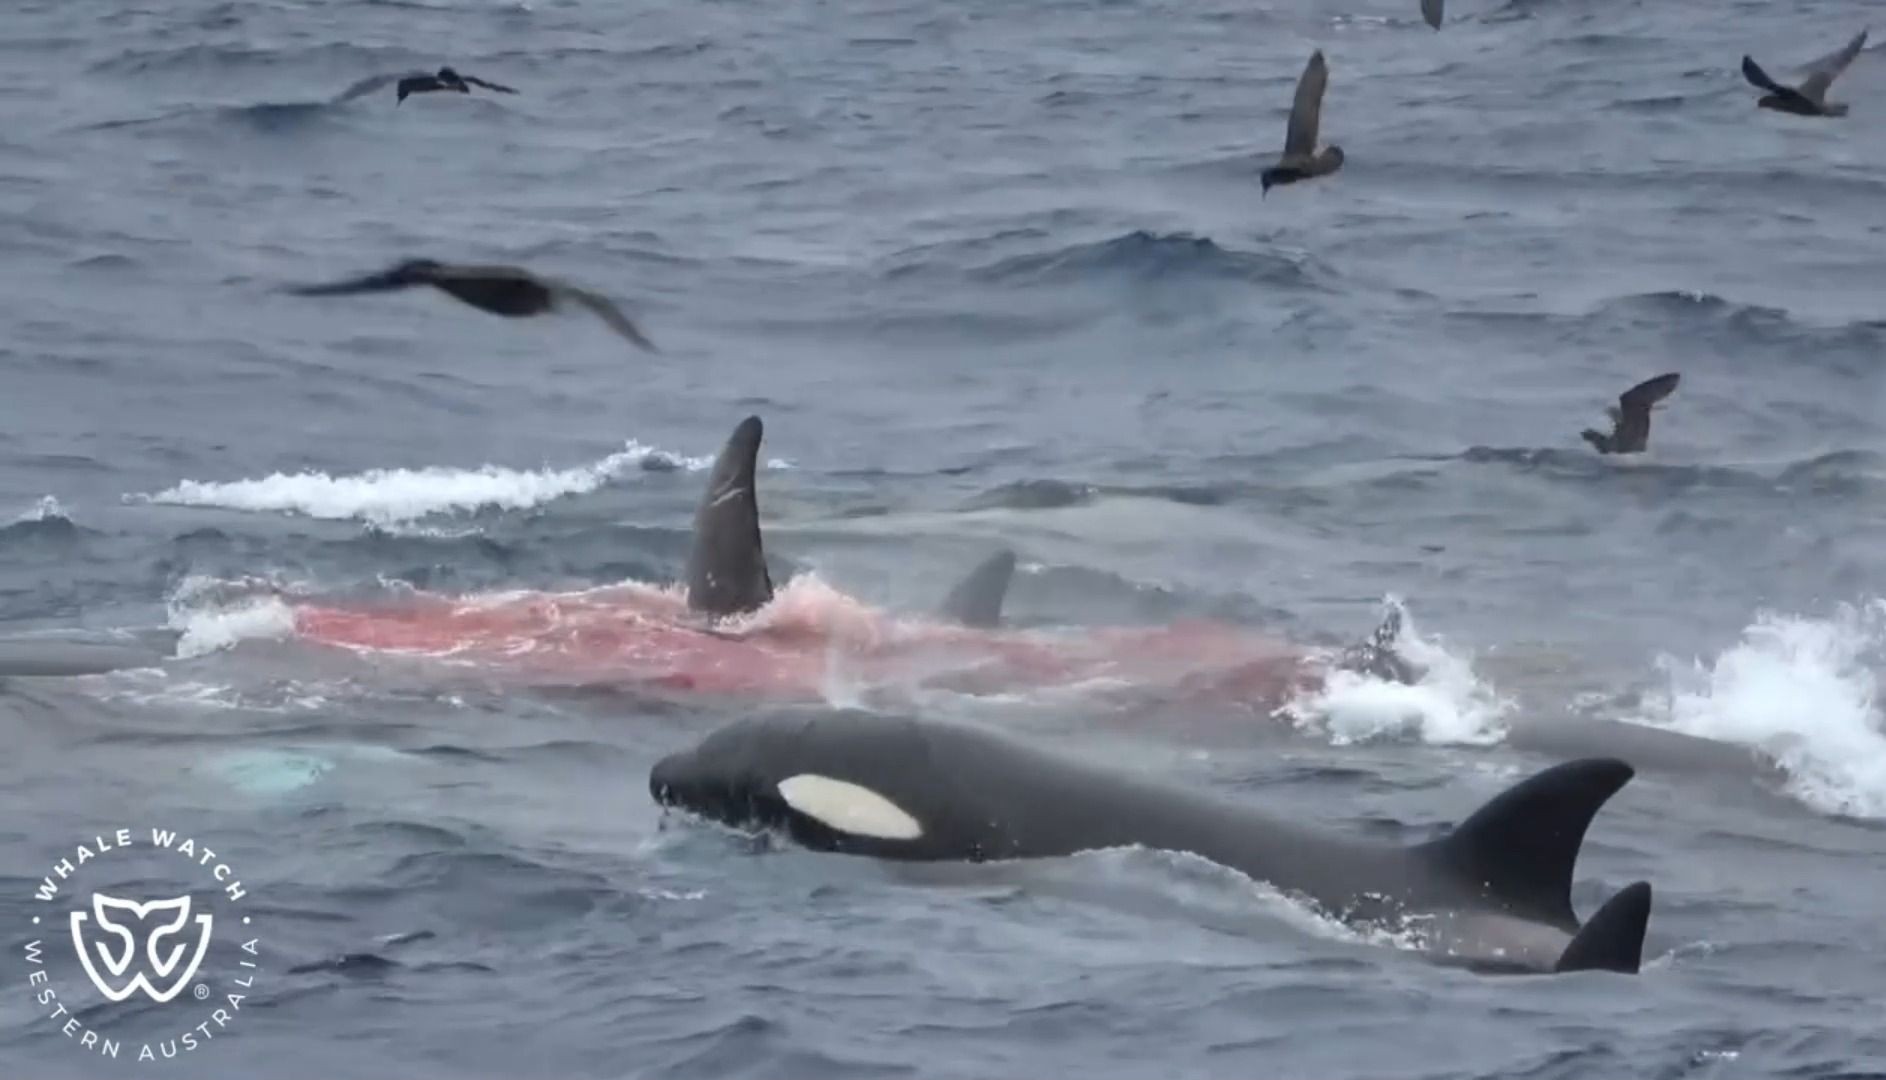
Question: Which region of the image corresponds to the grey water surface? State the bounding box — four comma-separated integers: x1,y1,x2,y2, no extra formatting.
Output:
4,0,1886,1076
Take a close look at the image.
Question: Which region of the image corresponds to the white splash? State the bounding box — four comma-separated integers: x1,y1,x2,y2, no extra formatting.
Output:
127,440,790,526
1282,602,1512,747
1645,601,1886,818
12,495,69,523
166,576,297,658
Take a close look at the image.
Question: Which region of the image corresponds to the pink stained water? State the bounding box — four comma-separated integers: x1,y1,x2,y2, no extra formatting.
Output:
291,576,1321,706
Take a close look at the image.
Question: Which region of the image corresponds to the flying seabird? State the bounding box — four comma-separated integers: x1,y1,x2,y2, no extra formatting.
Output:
1581,373,1680,455
1741,30,1868,117
331,67,519,106
286,260,658,352
1260,50,1345,196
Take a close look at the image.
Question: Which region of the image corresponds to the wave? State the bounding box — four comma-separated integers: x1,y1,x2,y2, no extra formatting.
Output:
1,496,81,545
1454,446,1886,498
1643,601,1886,819
126,439,777,525
75,100,353,139
968,231,1314,289
1593,290,1885,362
85,42,406,77
960,478,1230,512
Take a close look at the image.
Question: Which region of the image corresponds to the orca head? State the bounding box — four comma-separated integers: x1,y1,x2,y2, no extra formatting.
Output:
650,713,933,852
685,416,775,620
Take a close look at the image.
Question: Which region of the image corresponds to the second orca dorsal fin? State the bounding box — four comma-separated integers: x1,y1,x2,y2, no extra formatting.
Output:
936,549,1016,628
1554,881,1652,974
1418,758,1635,930
685,415,774,619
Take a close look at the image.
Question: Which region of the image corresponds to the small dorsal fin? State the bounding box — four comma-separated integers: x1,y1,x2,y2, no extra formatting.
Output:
685,416,774,618
936,549,1017,629
1418,758,1635,930
1554,881,1652,974
1335,602,1419,683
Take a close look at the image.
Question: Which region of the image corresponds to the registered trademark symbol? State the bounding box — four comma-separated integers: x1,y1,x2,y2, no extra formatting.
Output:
194,984,210,1001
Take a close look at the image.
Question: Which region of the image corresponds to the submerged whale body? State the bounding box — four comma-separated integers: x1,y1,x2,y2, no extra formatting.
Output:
651,711,1654,975
0,633,175,678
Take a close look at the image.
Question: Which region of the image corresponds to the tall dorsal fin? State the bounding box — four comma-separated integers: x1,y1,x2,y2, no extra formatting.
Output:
1418,758,1634,930
685,415,774,618
936,549,1016,629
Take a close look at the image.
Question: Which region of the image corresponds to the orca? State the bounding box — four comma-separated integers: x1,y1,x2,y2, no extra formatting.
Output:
650,710,1653,975
681,419,1021,628
934,548,1016,629
685,416,775,619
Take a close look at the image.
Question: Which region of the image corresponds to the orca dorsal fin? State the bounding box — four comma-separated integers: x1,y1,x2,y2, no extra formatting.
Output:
1419,758,1634,930
936,549,1017,628
1554,881,1652,974
685,415,774,619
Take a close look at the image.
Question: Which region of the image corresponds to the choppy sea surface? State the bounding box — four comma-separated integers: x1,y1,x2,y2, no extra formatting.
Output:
4,0,1886,1076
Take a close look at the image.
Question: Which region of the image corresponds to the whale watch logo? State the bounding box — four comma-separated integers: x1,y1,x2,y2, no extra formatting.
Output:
70,893,215,1004
21,827,262,1066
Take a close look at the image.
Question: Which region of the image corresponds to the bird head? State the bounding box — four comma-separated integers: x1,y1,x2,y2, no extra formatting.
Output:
437,67,470,91
1322,145,1346,170
1259,168,1279,197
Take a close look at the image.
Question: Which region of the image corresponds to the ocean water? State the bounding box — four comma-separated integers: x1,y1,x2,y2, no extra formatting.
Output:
4,0,1886,1075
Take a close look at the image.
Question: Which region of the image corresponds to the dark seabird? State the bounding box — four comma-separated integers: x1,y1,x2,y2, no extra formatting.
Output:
287,260,658,352
1421,0,1443,31
1260,50,1345,196
331,67,519,106
1581,373,1680,455
1741,30,1868,117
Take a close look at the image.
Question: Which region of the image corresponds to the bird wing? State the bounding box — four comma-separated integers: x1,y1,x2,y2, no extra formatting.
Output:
331,72,416,104
1740,55,1790,95
462,74,520,94
284,267,421,296
1283,50,1329,159
557,287,661,352
1619,372,1680,414
1420,0,1444,30
1799,29,1867,102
